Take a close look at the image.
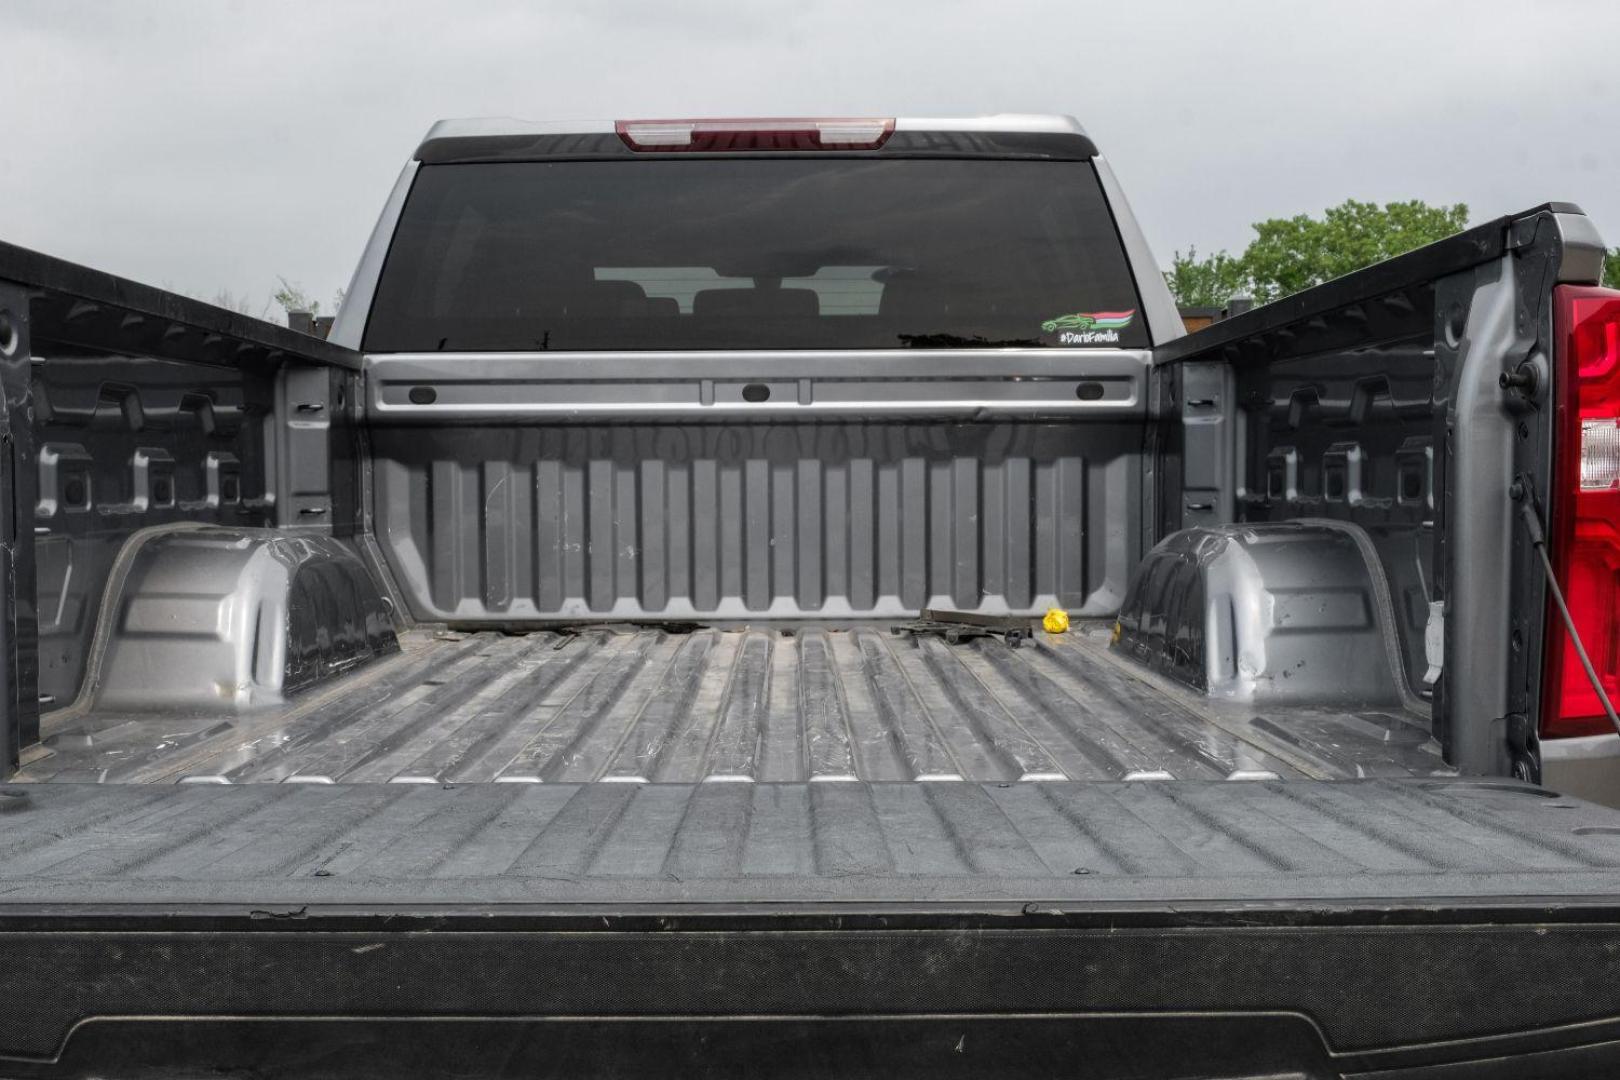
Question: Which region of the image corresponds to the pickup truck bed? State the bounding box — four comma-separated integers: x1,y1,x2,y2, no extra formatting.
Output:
18,623,1446,785
6,116,1620,1077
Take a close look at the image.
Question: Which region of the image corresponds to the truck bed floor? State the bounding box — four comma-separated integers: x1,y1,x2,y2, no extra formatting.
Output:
18,624,1447,784
0,776,1613,907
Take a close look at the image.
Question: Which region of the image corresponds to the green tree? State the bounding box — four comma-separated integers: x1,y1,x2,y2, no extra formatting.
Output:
1605,248,1620,291
273,276,322,317
1241,199,1469,303
1163,199,1472,308
272,278,345,326
1164,246,1251,308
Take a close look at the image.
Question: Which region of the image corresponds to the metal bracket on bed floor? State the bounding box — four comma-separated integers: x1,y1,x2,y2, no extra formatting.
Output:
891,609,1039,648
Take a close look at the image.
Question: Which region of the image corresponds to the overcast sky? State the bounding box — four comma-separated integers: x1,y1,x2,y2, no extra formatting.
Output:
3,0,1617,318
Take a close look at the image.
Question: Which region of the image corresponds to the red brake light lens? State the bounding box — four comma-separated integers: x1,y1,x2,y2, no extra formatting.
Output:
615,118,894,152
1544,285,1620,737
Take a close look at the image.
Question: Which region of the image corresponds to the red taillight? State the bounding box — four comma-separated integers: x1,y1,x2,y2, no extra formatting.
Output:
1544,285,1620,737
614,118,894,152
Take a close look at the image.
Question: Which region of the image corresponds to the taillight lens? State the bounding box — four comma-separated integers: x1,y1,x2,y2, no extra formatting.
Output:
615,118,894,152
1544,285,1620,737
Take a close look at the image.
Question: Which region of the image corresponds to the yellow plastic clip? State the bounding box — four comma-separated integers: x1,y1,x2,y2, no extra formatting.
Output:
1042,607,1070,634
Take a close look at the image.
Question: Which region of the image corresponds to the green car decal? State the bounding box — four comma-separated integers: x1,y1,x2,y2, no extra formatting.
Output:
1041,309,1136,334
1041,313,1098,333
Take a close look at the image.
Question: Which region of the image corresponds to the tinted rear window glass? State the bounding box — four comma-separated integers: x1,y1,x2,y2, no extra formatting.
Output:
364,159,1148,352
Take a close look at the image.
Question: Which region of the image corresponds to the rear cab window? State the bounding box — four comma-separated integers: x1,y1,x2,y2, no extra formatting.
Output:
364,157,1147,352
